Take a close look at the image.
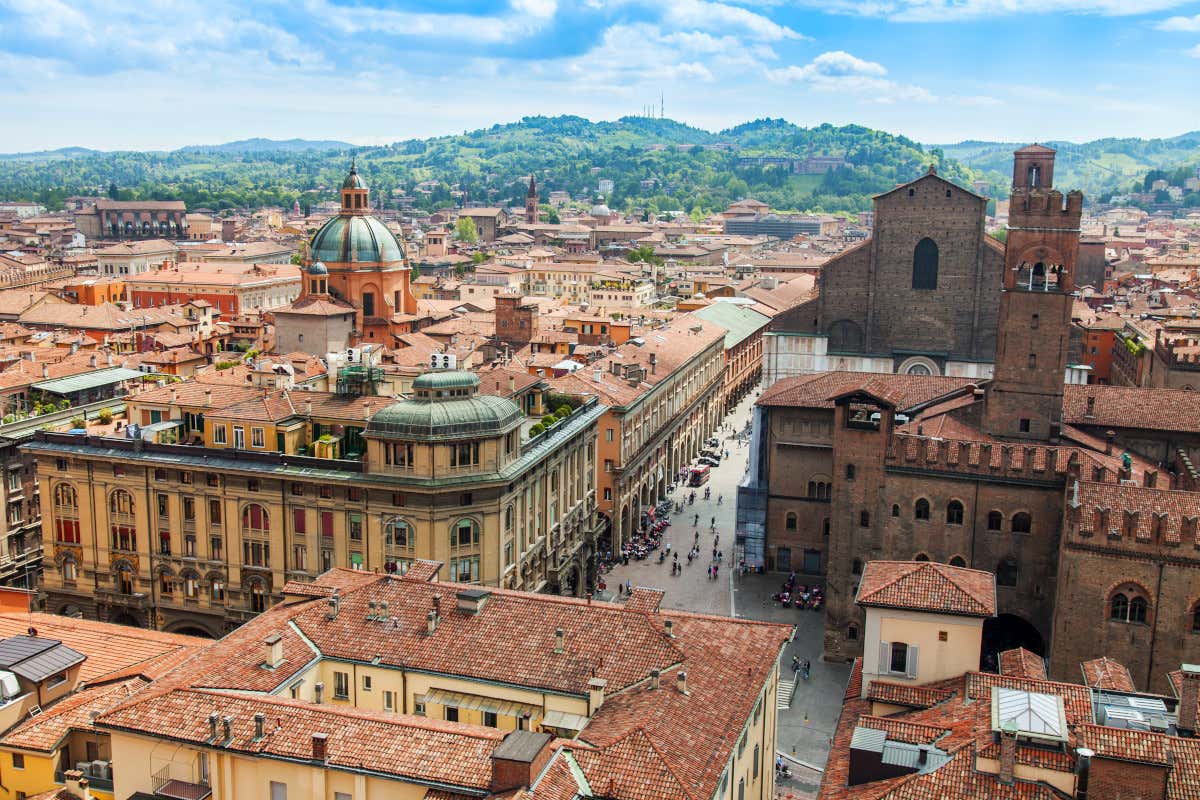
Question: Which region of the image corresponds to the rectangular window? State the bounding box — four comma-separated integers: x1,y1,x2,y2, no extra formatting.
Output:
293,544,307,570
347,487,362,502
209,499,222,526
183,496,195,522
7,470,20,491
1019,418,1031,433
334,671,350,699
12,753,24,769
293,508,307,534
247,478,260,492
414,699,426,716
444,706,459,722
233,426,245,449
320,485,333,499
605,428,614,442
483,711,498,727
321,511,334,538
270,782,287,800
180,471,193,485
384,691,395,711
291,482,304,497
348,512,363,541
251,427,265,448
362,292,375,317
207,473,219,487
362,675,372,692
210,536,223,560
213,425,227,445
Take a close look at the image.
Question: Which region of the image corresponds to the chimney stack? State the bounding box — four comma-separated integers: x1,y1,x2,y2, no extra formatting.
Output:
649,352,657,374
588,677,607,712
262,633,283,669
1075,747,1094,800
314,681,324,704
89,354,97,368
554,627,564,654
999,722,1017,784
1178,664,1200,735
254,712,265,740
41,363,48,379
650,669,661,690
676,670,689,695
204,389,212,407
326,596,339,620
64,770,89,800
509,374,515,393
208,712,219,741
312,732,329,763
427,610,438,635
1105,430,1115,456
664,619,674,638
221,715,233,744
379,600,389,618
433,594,442,618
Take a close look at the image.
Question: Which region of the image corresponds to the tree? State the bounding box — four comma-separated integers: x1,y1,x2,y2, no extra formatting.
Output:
627,245,663,266
410,264,420,281
107,181,119,200
455,216,479,243
471,251,488,264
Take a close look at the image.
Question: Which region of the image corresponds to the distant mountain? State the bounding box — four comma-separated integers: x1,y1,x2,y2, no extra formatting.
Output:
177,138,354,153
0,116,1017,214
0,146,103,162
935,133,1200,194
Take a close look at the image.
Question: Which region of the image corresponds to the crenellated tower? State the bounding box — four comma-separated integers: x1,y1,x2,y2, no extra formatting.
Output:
983,145,1083,441
525,175,539,224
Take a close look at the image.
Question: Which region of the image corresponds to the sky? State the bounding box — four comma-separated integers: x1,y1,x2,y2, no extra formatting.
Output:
1,0,1199,151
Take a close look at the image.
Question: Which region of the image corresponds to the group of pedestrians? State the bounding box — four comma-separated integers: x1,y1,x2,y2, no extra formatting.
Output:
791,655,811,680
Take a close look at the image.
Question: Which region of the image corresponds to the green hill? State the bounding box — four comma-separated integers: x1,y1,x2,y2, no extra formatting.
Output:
938,132,1200,195
0,116,1006,216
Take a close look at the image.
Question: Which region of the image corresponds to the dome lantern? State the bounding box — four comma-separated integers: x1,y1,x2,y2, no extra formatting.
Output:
341,160,370,214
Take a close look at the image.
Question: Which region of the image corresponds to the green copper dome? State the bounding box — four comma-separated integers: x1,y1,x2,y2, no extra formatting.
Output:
366,371,522,441
342,164,367,190
311,215,405,265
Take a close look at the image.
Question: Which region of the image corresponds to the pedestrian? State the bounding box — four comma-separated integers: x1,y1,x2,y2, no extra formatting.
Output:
802,660,811,680
625,580,631,595
791,655,800,673
713,547,718,560
717,494,723,505
710,516,716,529
725,449,730,459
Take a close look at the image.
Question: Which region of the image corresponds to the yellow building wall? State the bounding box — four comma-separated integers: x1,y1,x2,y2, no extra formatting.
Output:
863,608,983,689
0,750,57,800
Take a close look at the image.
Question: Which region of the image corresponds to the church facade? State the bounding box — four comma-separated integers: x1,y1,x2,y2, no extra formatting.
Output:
763,168,1004,383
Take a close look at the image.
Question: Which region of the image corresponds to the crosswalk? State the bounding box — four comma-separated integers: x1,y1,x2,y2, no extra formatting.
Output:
777,675,796,710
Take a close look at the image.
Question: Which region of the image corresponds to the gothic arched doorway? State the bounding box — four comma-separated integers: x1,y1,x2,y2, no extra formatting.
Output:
981,613,1045,671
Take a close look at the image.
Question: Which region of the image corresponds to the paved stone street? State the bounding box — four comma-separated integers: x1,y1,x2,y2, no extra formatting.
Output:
601,384,849,797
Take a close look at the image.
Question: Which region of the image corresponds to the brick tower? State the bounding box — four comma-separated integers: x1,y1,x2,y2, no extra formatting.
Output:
525,175,539,224
983,145,1083,441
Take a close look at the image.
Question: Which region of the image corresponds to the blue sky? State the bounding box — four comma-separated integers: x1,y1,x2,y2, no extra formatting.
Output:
1,0,1198,151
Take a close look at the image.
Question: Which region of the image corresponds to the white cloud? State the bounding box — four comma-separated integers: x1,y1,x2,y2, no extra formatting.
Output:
797,0,1193,20
659,0,804,40
766,50,936,103
1190,43,1200,56
306,0,557,44
1158,13,1200,31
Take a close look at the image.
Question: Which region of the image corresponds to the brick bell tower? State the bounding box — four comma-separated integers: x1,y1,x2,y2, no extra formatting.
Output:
525,175,538,224
983,145,1083,441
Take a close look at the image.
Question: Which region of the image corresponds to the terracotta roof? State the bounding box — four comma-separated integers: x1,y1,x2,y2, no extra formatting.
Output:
0,678,147,752
1071,480,1200,546
998,648,1047,681
758,371,975,412
99,689,506,790
274,294,355,315
864,680,954,709
856,561,997,618
1064,384,1200,434
1080,656,1136,692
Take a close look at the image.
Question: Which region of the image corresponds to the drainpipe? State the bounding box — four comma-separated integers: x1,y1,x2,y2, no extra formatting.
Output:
1145,560,1164,690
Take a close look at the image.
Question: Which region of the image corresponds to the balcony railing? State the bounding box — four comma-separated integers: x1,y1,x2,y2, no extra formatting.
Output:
56,770,114,793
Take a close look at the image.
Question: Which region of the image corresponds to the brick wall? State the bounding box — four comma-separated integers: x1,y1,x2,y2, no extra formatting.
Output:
1087,757,1168,800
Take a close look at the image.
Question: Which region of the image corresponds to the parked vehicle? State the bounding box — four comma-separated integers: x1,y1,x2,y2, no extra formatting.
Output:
688,465,711,486
697,456,721,468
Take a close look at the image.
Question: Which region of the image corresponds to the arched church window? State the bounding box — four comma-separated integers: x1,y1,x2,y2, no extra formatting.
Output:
912,238,938,290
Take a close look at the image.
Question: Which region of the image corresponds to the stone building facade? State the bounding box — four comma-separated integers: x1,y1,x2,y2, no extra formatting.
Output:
742,147,1200,694
27,370,602,638
763,167,1004,383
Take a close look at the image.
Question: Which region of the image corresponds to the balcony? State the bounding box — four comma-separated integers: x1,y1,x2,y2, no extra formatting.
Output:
95,588,150,609
56,770,114,793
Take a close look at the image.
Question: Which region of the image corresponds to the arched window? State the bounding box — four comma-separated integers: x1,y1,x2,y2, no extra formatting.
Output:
54,484,80,544
891,504,900,517
987,511,1003,532
1129,596,1148,624
1110,593,1128,621
914,498,930,520
110,490,136,551
845,464,856,480
807,481,816,498
451,518,480,548
249,578,268,613
946,500,964,525
242,504,270,535
859,511,870,528
1011,512,1032,534
997,558,1019,587
949,555,967,567
785,512,797,531
504,505,514,531
912,238,939,290
914,553,930,562
847,624,859,641
852,558,863,575
384,517,413,550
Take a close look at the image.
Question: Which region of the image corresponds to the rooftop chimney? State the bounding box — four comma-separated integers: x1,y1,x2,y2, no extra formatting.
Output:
588,677,607,713
664,619,674,638
326,595,339,620
999,722,1017,784
314,681,324,704
262,633,283,669
554,627,564,654
1075,747,1094,800
221,715,233,744
509,374,515,393
1105,430,1115,456
427,610,438,635
208,712,219,741
89,354,97,368
593,367,603,383
1179,664,1200,735
676,670,689,696
367,600,377,620
41,364,48,379
650,669,661,690
253,712,266,740
64,770,89,800
312,732,329,763
433,593,442,618
379,600,389,618
204,389,212,407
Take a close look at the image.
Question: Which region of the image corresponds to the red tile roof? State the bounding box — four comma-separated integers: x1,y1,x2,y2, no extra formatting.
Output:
999,648,1047,681
856,561,997,618
1080,657,1136,692
864,680,954,709
1064,384,1200,434
0,678,147,752
758,372,975,412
